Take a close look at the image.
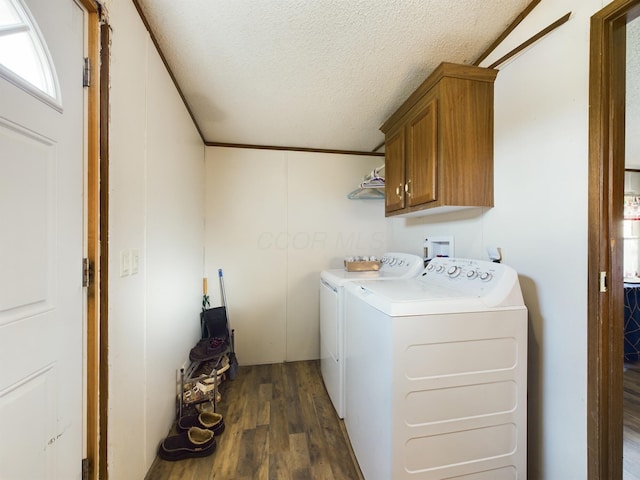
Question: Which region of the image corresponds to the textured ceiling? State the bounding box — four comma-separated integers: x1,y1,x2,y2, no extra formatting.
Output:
134,0,532,153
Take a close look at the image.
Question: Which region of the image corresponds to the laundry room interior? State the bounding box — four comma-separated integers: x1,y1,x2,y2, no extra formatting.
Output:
78,0,639,479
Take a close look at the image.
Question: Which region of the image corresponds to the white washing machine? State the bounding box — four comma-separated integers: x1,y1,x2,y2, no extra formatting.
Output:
319,252,423,419
344,257,528,480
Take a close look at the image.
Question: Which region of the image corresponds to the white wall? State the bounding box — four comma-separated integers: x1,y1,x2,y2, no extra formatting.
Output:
106,0,205,478
204,147,386,364
387,1,607,477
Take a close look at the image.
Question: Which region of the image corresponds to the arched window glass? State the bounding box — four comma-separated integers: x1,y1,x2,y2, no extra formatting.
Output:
0,0,59,103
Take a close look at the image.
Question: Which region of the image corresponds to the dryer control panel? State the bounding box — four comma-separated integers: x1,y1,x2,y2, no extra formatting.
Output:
379,252,424,275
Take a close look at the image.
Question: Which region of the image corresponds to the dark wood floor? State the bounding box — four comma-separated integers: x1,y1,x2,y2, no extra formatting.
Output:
139,358,640,479
145,360,363,480
626,362,640,479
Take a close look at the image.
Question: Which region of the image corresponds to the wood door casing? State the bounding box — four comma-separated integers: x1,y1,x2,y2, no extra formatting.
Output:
588,1,640,479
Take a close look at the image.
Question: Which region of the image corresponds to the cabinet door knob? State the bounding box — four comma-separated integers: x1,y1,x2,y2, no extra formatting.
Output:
396,185,403,198
405,180,412,198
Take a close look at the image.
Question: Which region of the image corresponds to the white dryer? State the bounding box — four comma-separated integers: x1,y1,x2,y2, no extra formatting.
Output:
319,252,423,419
344,257,528,480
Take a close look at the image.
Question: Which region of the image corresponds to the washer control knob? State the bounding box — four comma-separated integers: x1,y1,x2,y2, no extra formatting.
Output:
447,266,461,278
426,263,435,271
479,271,493,282
466,270,478,279
388,258,397,266
398,259,405,266
435,264,445,273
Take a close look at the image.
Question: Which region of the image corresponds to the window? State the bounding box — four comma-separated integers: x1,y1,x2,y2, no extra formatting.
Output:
0,0,59,103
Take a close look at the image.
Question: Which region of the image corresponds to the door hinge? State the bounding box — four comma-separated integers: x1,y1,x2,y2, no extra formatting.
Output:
83,57,91,87
83,258,92,287
599,271,608,293
82,457,90,480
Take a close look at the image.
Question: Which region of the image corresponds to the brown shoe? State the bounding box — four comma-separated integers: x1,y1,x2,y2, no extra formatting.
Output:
158,427,216,461
177,411,225,435
189,337,227,361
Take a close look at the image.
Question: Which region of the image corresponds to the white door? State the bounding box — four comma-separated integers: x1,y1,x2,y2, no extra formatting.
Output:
0,0,86,478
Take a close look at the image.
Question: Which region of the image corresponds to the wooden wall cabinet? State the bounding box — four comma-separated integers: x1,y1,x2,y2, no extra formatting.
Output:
381,62,498,217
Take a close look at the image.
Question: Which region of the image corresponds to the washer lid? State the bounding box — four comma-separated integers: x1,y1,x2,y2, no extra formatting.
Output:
345,279,483,316
320,252,423,287
352,278,466,301
345,257,526,316
321,268,408,287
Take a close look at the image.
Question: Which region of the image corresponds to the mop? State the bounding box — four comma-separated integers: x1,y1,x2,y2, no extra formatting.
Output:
218,269,239,380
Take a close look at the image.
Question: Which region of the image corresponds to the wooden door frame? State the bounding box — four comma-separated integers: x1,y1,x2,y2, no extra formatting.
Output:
97,20,110,480
76,1,106,479
588,1,640,479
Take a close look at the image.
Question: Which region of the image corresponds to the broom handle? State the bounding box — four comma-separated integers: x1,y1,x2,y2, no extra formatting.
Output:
218,269,235,353
218,269,227,307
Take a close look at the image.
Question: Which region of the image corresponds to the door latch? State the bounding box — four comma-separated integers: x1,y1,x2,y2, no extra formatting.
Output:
599,271,607,293
83,258,92,287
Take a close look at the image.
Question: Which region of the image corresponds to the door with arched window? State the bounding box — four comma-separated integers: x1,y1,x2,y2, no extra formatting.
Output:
0,0,86,477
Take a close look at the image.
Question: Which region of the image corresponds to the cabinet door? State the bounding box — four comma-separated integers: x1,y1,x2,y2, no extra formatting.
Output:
384,129,406,213
407,99,437,207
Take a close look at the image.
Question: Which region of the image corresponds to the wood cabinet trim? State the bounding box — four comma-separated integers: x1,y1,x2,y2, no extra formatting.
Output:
380,62,497,133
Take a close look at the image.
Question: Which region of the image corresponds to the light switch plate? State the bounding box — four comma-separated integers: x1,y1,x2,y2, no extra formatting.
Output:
120,250,131,277
131,249,139,274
